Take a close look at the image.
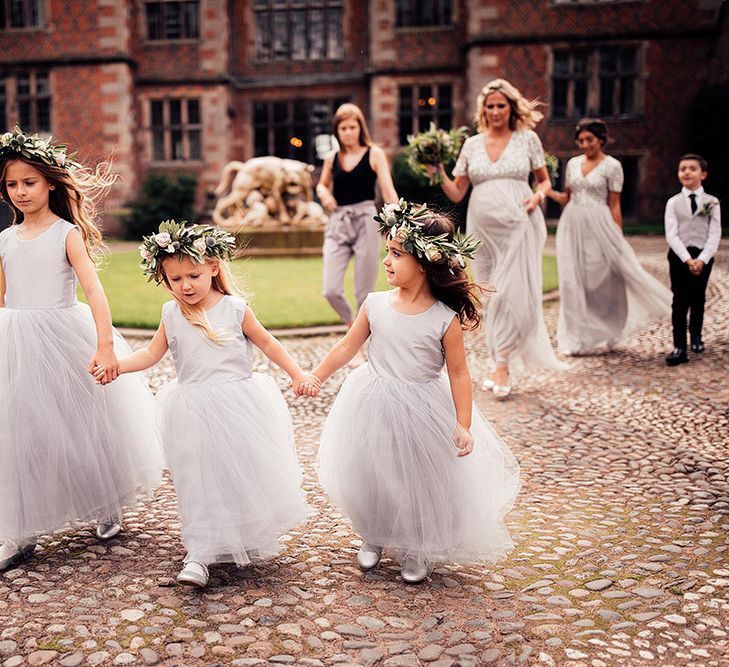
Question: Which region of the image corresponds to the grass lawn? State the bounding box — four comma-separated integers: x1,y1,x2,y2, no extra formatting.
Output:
85,249,559,329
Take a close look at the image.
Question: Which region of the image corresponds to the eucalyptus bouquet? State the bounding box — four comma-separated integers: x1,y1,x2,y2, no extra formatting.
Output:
544,152,560,184
406,123,471,186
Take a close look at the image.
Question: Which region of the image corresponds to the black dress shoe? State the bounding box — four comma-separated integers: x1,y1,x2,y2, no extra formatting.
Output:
665,348,688,366
691,338,705,353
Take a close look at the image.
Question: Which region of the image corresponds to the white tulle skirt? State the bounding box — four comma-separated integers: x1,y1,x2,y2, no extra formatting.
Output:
556,203,672,354
156,373,312,567
317,365,521,566
0,304,163,545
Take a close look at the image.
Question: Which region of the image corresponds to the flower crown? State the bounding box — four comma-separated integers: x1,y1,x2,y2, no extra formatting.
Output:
374,199,481,270
0,125,79,170
139,219,237,283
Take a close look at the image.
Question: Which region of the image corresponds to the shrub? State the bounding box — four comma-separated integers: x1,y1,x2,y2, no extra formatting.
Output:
124,173,198,240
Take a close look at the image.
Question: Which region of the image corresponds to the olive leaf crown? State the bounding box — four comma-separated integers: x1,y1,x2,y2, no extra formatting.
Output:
139,219,237,283
0,125,80,170
374,199,481,270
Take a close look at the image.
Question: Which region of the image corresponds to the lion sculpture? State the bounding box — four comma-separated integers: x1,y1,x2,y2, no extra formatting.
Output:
212,156,327,230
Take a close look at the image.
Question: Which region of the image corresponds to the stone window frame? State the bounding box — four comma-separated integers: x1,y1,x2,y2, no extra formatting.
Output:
394,0,453,29
398,83,454,146
149,98,203,164
253,0,344,62
253,96,349,165
0,0,45,30
142,0,201,43
549,43,645,120
1,70,52,133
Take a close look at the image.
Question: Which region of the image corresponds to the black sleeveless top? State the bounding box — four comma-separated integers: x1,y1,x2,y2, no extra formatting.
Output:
332,148,378,206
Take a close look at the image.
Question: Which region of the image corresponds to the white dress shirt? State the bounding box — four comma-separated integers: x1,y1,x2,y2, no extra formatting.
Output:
664,186,722,263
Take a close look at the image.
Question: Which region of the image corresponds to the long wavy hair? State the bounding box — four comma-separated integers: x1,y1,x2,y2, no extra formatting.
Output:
0,156,116,262
476,79,544,132
415,212,482,331
332,103,373,149
159,256,243,344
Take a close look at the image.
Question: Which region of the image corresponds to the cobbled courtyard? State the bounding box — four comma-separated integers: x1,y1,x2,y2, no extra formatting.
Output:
1,237,727,667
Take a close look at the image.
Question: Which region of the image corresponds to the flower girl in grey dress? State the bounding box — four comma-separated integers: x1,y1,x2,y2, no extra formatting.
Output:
306,201,520,584
95,221,316,587
549,119,671,354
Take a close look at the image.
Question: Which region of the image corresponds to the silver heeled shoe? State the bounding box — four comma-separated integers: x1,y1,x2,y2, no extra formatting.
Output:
0,540,36,572
400,555,429,584
492,382,512,400
356,542,382,571
177,560,209,588
96,519,123,541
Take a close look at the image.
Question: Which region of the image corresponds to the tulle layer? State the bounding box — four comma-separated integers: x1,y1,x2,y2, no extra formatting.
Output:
157,373,312,566
556,204,671,354
317,365,521,566
0,304,163,544
469,179,567,370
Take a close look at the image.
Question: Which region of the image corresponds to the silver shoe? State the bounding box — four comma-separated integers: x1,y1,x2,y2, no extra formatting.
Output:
492,383,511,400
95,519,122,541
0,541,36,572
356,542,382,571
480,378,495,392
177,560,209,588
400,555,429,584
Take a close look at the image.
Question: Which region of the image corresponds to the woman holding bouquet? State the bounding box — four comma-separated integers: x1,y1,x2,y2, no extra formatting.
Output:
316,103,398,362
433,79,566,397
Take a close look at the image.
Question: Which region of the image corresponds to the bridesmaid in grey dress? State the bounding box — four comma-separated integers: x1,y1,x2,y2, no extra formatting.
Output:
548,119,671,355
435,79,566,398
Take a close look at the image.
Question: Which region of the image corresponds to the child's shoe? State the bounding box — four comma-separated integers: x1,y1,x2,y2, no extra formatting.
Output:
356,542,382,571
665,348,688,365
0,540,36,572
96,518,123,541
177,560,209,588
400,555,429,584
690,337,705,353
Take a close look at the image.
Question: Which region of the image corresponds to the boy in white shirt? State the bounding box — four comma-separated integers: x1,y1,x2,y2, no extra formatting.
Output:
664,154,721,365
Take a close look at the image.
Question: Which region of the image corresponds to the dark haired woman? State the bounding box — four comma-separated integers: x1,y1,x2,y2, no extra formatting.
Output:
548,118,671,355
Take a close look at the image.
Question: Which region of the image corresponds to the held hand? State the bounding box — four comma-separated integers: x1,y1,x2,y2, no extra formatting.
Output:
453,424,474,457
688,259,704,276
88,348,120,384
293,373,322,397
92,365,110,385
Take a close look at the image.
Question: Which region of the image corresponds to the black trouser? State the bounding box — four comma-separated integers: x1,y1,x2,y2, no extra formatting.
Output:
668,247,714,348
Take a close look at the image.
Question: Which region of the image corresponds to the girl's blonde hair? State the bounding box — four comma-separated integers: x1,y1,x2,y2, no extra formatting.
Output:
332,103,373,148
0,156,117,261
476,79,544,132
160,256,243,344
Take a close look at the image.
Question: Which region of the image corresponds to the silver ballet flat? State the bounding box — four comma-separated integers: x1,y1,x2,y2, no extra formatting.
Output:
480,378,495,392
356,542,382,571
177,560,209,588
95,520,122,541
400,555,429,584
0,541,36,572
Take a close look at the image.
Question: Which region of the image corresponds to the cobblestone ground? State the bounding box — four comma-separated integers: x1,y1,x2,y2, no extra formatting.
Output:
2,238,728,667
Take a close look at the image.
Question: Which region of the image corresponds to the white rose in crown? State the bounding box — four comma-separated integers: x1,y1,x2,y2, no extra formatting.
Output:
139,246,152,260
193,238,207,254
383,202,401,224
155,232,171,248
424,245,442,263
394,226,410,243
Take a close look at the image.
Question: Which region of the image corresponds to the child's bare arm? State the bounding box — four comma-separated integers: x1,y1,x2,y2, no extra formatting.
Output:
93,324,169,383
443,317,474,456
311,304,371,382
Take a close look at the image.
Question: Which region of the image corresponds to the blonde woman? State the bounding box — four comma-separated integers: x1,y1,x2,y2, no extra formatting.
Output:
317,103,398,329
434,79,566,397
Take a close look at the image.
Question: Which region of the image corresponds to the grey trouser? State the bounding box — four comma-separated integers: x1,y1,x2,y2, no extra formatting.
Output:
322,200,380,323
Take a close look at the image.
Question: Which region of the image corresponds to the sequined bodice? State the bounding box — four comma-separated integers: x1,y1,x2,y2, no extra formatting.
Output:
565,155,623,207
453,130,546,187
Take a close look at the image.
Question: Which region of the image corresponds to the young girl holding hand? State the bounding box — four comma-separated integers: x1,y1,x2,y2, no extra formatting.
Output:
308,201,521,584
96,221,315,587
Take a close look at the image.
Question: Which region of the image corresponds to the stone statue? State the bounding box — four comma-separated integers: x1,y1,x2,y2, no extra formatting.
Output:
212,156,328,230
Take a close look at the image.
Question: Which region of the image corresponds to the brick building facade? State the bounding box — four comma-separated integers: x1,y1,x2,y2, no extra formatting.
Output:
0,0,725,233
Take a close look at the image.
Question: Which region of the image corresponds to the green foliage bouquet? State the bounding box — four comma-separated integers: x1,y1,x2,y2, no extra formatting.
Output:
406,123,471,186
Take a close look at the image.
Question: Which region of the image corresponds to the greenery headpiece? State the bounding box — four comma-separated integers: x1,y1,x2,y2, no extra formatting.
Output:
139,219,237,283
0,125,79,170
374,199,481,270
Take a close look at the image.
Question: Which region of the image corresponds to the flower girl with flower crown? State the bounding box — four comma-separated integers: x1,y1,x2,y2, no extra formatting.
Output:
95,221,316,587
0,127,163,572
302,200,521,584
